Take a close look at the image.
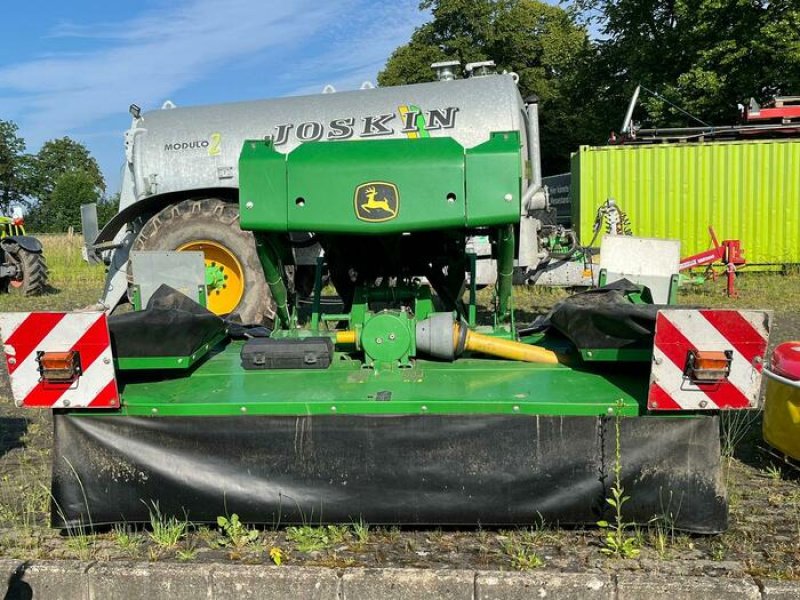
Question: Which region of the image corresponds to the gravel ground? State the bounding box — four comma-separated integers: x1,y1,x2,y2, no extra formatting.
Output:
1,276,799,578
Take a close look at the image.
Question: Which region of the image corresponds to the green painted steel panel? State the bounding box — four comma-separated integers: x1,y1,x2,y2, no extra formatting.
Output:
114,331,228,371
107,342,646,418
288,137,466,233
239,134,522,234
464,131,522,226
572,139,800,265
239,140,287,231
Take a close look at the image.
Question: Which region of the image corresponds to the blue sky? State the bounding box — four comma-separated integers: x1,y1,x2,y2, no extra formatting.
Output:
0,0,429,194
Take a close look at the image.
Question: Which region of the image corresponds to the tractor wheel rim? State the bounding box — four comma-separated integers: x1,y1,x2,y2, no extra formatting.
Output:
9,279,23,288
176,240,245,315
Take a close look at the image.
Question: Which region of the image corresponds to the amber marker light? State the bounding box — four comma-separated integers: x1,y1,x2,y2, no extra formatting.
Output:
685,350,732,383
36,351,82,383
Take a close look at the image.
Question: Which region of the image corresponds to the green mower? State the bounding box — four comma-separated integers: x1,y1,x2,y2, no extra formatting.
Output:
0,85,770,535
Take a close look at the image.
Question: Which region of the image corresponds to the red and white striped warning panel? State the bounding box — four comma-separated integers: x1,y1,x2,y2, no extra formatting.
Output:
0,312,119,409
648,309,771,411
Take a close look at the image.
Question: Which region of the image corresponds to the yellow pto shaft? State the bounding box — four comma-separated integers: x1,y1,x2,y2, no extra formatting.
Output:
336,315,563,365
457,324,561,365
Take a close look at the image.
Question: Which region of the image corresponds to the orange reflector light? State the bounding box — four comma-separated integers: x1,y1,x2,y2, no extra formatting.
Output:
685,350,732,383
36,351,82,382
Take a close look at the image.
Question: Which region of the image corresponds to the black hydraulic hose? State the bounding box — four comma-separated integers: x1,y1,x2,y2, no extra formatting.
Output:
527,228,580,285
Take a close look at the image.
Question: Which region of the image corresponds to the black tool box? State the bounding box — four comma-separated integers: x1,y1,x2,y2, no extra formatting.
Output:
240,337,333,370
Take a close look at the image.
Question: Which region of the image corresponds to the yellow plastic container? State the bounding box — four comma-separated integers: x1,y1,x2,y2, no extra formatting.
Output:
763,341,800,460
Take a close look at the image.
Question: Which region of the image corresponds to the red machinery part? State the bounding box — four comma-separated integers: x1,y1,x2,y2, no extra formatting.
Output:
746,105,800,122
771,341,800,381
678,227,745,297
723,239,745,265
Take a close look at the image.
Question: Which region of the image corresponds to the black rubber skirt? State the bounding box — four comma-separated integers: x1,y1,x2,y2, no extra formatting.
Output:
51,414,726,533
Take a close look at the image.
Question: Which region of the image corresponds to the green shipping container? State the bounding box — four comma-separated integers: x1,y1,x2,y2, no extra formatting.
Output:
571,139,800,266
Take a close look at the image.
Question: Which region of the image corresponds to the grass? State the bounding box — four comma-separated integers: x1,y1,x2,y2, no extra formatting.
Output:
146,501,189,555
112,523,143,556
351,518,370,547
678,266,800,312
764,464,784,481
499,529,546,570
0,232,105,312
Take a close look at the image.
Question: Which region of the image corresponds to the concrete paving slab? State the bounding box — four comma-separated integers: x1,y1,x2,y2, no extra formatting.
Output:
616,574,760,600
342,568,474,600
210,564,339,599
88,561,211,600
476,570,613,600
3,559,800,599
0,559,89,600
759,579,800,599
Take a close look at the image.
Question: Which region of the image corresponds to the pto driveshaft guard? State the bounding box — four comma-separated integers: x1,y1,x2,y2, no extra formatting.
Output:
52,413,726,533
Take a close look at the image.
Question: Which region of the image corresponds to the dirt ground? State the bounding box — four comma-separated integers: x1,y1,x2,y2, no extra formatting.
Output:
1,274,799,577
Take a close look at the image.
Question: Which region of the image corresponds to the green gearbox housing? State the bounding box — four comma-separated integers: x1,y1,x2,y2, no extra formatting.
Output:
239,131,523,233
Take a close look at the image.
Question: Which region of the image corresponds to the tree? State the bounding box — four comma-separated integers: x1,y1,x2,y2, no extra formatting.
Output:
25,137,106,232
97,192,120,228
378,0,594,174
0,120,31,214
26,171,102,233
29,137,105,204
572,0,800,128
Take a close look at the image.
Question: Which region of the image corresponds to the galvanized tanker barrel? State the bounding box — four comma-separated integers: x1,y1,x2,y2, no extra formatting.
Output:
129,75,528,200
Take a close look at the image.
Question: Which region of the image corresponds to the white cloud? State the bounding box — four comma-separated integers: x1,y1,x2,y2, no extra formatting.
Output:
0,0,426,153
283,3,428,96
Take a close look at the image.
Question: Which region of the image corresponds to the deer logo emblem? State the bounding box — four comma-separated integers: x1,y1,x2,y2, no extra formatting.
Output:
354,182,399,222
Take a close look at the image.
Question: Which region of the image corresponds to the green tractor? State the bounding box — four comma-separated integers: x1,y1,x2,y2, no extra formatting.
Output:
0,211,48,296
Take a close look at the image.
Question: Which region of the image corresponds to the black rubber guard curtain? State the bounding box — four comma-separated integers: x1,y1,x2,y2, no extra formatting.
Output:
52,413,727,533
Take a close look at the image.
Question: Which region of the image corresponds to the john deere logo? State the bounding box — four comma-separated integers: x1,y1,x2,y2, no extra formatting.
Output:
354,182,399,222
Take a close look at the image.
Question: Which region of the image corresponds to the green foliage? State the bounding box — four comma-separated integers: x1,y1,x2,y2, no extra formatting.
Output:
500,528,546,570
378,0,593,174
572,0,800,129
97,192,121,228
597,401,640,559
22,136,106,233
269,546,284,565
29,137,105,201
720,409,760,460
764,464,783,481
146,501,189,550
27,171,102,233
381,0,800,166
351,518,370,546
508,547,544,569
216,513,259,555
65,528,95,560
286,524,349,553
176,547,198,561
112,523,142,556
0,120,31,214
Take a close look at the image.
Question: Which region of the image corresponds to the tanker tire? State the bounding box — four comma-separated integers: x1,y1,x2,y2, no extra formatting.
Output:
3,244,49,297
131,199,275,325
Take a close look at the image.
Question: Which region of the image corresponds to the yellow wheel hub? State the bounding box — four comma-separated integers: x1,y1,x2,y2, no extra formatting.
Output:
176,240,245,315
